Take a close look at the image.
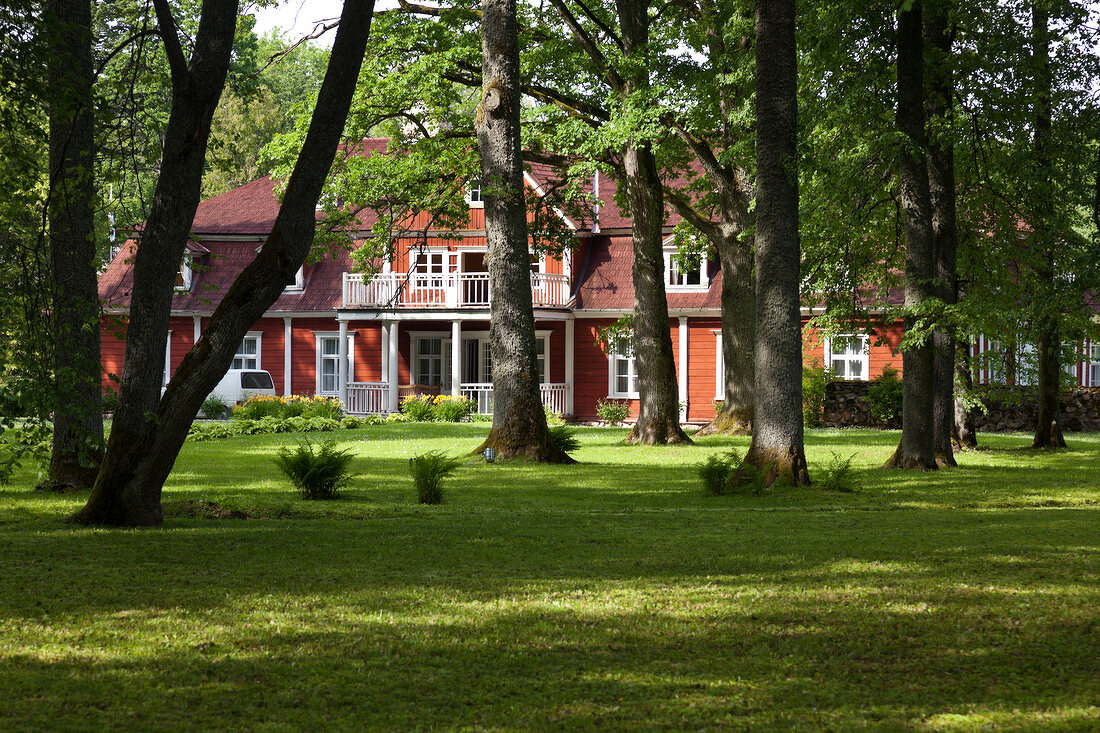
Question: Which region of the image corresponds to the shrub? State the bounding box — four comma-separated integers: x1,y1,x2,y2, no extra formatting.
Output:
699,450,740,496
434,395,473,422
341,416,365,429
815,451,860,492
596,399,630,426
408,450,461,504
273,438,356,500
802,359,832,428
401,394,436,421
867,366,903,427
233,395,283,420
547,425,580,454
301,396,343,420
544,404,565,426
200,395,229,419
385,412,413,424
187,422,235,442
282,399,307,418
102,389,118,414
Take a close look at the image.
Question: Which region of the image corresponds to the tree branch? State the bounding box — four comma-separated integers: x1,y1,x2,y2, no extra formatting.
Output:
547,0,625,93
151,0,188,87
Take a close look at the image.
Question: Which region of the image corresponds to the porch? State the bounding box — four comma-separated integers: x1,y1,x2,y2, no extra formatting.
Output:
343,381,570,416
342,271,570,309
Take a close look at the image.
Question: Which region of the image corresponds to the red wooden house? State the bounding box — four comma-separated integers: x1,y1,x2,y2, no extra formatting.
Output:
98,139,1099,422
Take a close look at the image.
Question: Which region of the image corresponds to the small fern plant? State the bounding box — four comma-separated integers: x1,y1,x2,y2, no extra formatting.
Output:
409,451,462,504
547,425,580,455
273,438,356,500
699,449,741,496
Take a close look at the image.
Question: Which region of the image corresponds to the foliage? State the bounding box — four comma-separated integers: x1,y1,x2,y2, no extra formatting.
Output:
187,416,346,442
802,359,833,428
866,366,903,427
0,420,52,484
698,449,740,496
594,316,635,356
544,404,565,426
408,450,461,504
433,395,473,422
341,416,365,430
232,395,344,421
595,399,630,426
101,389,118,414
814,451,860,493
547,425,580,455
200,395,229,420
401,394,436,421
272,438,355,500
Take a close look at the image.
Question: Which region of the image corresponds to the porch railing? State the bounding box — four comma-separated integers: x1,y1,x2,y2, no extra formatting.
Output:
346,382,388,415
343,272,569,309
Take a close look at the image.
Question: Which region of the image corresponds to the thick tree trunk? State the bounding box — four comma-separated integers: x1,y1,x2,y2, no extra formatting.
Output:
472,0,572,463
884,2,937,471
925,5,957,468
952,337,978,449
1028,4,1065,450
72,0,377,526
616,0,690,446
44,0,103,491
737,0,808,487
696,231,754,436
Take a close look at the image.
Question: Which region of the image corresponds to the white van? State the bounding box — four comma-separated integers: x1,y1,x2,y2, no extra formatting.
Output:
208,369,276,405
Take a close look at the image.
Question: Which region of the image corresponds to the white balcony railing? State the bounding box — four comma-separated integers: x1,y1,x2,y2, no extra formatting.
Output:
343,272,569,309
343,381,570,417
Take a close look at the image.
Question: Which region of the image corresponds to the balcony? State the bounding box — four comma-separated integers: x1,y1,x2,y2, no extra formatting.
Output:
342,271,570,309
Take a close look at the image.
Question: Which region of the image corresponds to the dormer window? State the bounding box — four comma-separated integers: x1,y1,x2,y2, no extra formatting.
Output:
284,265,305,293
175,254,193,292
466,179,484,208
664,248,708,290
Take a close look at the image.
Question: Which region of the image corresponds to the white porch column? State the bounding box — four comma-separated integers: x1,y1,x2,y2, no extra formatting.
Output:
192,315,201,343
283,317,292,396
565,318,575,415
381,324,389,383
678,316,688,422
451,320,461,396
387,320,399,412
338,318,349,406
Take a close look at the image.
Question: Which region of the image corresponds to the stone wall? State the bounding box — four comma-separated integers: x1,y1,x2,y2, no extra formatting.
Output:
822,382,1100,432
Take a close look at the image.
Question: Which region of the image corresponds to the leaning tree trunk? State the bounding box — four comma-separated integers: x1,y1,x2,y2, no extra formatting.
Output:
471,0,572,463
696,230,755,436
617,0,690,445
73,0,377,526
884,1,937,470
44,0,103,491
952,336,978,449
1029,3,1065,450
735,0,809,487
925,4,957,468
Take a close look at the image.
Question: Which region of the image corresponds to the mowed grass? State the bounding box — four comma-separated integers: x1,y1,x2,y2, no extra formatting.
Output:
1,426,1097,730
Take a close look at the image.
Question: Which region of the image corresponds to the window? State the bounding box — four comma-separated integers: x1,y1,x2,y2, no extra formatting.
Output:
232,334,261,370
315,333,354,395
1090,343,1100,387
284,265,305,293
414,336,452,389
175,255,193,292
466,179,483,208
535,338,547,384
241,371,273,390
664,249,707,289
714,331,724,400
826,335,869,380
411,251,447,289
608,344,638,398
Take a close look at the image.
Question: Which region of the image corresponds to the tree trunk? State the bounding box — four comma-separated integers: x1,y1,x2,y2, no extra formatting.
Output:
737,0,808,487
1028,3,1065,450
471,0,573,463
924,4,957,468
696,230,755,436
72,0,377,526
952,336,978,449
616,0,691,446
43,0,103,491
884,2,937,471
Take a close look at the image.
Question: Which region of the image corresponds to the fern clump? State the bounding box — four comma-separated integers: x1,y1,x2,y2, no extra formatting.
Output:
409,451,462,504
815,451,860,492
547,425,580,455
273,438,356,500
699,450,741,496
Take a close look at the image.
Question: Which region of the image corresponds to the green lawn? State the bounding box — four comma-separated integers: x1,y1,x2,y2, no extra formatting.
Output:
1,426,1097,730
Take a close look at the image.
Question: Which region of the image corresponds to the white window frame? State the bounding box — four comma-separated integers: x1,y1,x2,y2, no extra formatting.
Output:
713,330,724,400
825,334,870,381
663,247,708,291
283,265,305,293
163,330,172,387
1088,342,1100,387
607,344,639,398
232,332,262,371
314,332,355,396
410,249,449,290
458,330,550,385
465,178,484,208
175,254,193,292
411,331,452,390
